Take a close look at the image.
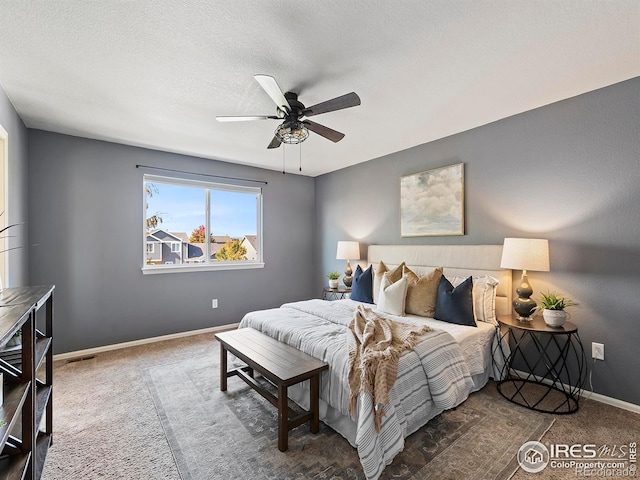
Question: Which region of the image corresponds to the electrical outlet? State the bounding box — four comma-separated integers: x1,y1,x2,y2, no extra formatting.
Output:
592,342,604,361
212,299,218,309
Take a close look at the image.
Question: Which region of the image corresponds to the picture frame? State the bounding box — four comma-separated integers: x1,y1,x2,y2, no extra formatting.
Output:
400,163,464,237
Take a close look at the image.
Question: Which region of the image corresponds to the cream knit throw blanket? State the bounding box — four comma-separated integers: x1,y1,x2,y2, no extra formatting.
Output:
347,305,432,432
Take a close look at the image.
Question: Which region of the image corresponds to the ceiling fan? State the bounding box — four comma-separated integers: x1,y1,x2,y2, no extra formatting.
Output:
216,75,361,149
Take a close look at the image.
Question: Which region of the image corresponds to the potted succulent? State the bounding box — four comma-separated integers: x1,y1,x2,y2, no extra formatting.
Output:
536,291,578,327
327,271,340,289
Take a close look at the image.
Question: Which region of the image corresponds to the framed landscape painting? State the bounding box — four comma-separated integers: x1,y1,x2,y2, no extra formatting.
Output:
400,163,464,236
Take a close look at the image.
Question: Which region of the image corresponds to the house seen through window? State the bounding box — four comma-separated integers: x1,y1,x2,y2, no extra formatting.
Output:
143,174,262,272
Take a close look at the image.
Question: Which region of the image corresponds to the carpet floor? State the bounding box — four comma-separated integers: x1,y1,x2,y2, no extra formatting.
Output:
42,332,639,480
144,345,552,480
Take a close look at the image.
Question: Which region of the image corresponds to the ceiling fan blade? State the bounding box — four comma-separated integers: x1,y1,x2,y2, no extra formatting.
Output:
267,136,282,149
254,75,291,112
216,115,279,122
303,120,345,143
302,92,361,117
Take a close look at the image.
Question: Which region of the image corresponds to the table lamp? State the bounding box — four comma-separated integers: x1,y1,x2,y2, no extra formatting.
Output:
336,241,360,288
500,238,550,321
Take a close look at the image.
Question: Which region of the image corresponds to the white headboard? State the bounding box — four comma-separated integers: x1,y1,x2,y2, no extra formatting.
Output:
367,245,512,317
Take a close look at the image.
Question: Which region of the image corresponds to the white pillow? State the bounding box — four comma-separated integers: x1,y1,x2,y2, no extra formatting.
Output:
449,275,499,325
372,261,404,305
377,272,408,316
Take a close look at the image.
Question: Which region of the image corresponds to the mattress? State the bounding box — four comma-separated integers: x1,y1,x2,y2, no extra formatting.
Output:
238,298,503,480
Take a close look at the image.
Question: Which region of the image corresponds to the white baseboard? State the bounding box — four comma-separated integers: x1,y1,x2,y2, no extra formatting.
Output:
54,334,640,414
584,390,640,414
53,323,239,362
509,368,640,414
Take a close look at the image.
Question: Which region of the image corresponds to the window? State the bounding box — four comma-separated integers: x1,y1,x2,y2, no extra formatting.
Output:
143,174,263,273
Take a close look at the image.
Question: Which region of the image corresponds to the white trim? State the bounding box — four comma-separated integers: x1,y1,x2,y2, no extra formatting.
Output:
143,175,149,267
53,323,239,362
586,390,640,414
509,368,640,414
205,187,211,260
142,174,263,268
0,123,8,288
141,262,264,274
53,327,640,414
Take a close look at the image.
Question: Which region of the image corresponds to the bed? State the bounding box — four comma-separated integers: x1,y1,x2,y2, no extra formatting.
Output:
238,244,512,480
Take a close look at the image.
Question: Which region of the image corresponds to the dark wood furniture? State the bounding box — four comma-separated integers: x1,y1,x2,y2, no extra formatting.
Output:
0,286,54,480
322,287,351,301
494,314,586,414
215,328,328,452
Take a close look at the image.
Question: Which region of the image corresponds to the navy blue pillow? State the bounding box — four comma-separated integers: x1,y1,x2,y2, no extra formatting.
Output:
350,264,374,304
434,276,476,327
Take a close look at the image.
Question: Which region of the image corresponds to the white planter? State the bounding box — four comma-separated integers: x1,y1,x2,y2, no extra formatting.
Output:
328,279,339,289
543,309,567,327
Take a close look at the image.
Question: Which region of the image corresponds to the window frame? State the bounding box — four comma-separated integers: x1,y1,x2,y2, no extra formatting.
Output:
142,174,264,275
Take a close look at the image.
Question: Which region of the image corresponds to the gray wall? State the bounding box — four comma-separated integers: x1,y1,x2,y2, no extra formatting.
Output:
28,131,315,353
0,84,29,286
315,77,640,405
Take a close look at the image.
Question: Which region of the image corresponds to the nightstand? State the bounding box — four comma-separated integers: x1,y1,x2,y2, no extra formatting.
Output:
493,314,587,414
322,287,351,301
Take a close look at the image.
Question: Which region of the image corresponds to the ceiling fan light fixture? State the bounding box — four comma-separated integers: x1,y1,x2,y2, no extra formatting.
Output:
275,121,309,144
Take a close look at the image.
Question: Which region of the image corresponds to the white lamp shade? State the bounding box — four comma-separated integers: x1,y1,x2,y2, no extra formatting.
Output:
336,241,360,260
500,238,550,272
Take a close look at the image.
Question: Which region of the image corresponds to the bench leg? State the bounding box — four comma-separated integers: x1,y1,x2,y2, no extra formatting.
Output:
220,344,227,392
278,383,288,452
310,374,320,434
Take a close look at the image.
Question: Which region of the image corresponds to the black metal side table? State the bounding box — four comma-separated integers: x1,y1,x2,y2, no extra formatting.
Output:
322,288,351,301
494,315,587,414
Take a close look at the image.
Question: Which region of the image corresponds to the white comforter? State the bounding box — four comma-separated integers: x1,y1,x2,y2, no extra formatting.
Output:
239,299,495,480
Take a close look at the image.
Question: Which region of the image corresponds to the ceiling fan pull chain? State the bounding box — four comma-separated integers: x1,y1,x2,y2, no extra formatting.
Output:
282,144,286,175
299,143,302,172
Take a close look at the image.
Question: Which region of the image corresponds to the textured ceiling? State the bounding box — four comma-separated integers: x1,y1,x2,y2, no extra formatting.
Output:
0,1,638,176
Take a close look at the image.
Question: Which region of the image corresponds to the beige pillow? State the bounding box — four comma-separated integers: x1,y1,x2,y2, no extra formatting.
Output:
403,266,443,318
377,272,408,316
373,261,404,304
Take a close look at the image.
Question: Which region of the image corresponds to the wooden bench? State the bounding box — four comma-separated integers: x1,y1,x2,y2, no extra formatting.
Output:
215,328,329,451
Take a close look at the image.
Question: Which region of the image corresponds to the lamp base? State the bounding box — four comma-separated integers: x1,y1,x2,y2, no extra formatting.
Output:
513,297,537,321
513,271,537,321
343,261,353,288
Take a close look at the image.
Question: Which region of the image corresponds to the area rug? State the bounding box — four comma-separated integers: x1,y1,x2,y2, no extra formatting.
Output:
144,344,554,480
